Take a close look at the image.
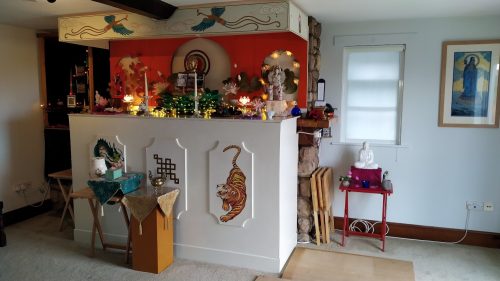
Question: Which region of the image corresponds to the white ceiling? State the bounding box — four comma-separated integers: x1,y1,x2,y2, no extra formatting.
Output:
1,0,500,31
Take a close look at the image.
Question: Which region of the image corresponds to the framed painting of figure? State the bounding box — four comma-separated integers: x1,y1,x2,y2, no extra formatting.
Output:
439,40,500,128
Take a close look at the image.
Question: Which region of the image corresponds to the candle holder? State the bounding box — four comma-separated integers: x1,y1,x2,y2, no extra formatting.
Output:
192,95,202,118
140,95,152,116
148,170,166,194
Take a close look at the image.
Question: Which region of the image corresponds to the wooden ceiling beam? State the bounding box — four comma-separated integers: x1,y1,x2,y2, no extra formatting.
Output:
91,0,177,20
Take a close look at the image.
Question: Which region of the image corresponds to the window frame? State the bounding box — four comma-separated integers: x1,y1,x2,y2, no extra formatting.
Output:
340,44,406,145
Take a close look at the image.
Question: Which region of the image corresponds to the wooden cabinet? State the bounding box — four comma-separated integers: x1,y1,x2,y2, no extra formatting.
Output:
130,208,174,274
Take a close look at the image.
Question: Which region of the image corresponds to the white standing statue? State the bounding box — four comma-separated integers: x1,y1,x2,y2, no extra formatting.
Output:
354,141,379,169
267,66,286,101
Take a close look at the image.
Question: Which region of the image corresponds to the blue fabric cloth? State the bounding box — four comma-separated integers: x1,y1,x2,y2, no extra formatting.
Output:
88,173,144,204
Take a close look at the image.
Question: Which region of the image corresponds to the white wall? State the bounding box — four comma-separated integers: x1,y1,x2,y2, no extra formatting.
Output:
320,16,500,232
69,115,297,273
0,24,45,212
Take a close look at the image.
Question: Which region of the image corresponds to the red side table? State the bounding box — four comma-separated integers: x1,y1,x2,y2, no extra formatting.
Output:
339,184,393,251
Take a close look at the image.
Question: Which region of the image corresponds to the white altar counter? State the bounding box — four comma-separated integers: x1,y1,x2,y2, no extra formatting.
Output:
69,114,298,273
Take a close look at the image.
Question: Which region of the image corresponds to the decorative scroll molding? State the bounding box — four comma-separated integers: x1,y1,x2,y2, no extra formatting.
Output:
58,1,308,43
146,138,188,219
209,141,254,227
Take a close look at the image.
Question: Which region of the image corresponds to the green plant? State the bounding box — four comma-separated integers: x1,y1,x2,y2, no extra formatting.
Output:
339,175,351,182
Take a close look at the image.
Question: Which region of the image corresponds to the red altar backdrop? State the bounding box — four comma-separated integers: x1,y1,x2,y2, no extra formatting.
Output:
109,32,308,107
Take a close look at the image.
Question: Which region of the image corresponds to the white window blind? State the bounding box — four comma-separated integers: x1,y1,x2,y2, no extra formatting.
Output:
342,45,405,144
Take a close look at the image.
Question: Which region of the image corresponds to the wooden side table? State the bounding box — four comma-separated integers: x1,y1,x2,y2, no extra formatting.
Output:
70,187,131,260
48,169,73,231
339,185,393,251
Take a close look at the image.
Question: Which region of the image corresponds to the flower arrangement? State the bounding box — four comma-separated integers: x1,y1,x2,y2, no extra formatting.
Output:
338,175,351,182
339,171,354,187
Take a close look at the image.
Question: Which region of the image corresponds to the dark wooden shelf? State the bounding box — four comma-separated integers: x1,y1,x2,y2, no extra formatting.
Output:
297,118,330,129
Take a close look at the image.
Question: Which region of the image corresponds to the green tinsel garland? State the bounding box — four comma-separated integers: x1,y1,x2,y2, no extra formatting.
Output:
199,90,222,113
156,89,222,115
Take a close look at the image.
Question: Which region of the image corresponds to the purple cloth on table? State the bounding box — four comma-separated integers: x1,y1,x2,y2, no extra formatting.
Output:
350,166,382,188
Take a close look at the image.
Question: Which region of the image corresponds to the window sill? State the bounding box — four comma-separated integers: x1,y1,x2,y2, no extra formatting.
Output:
325,141,409,149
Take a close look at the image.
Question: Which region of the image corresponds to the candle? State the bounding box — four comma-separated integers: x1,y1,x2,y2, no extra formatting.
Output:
194,72,198,113
144,72,148,99
69,70,73,95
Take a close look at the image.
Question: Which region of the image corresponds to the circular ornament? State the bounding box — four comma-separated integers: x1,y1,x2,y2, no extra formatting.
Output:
184,50,210,74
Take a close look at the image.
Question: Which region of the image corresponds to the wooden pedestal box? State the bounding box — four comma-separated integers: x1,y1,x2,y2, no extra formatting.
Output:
130,207,174,274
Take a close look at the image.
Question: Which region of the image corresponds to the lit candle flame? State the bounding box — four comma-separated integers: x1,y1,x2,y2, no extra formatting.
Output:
238,96,251,105
123,94,134,103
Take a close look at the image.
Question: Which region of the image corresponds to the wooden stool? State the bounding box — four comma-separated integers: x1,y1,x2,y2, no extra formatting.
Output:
48,169,73,231
70,187,131,262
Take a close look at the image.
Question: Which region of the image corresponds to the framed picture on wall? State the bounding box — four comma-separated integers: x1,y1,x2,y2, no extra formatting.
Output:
67,95,76,108
438,40,500,128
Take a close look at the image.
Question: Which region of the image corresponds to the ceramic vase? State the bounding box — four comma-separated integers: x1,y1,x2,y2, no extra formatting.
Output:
382,180,392,190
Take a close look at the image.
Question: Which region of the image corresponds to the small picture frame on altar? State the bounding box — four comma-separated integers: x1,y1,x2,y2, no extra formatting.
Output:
175,72,205,89
176,73,187,87
67,95,76,108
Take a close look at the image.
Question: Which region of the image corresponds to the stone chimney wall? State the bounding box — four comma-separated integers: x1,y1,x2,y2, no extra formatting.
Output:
307,16,322,109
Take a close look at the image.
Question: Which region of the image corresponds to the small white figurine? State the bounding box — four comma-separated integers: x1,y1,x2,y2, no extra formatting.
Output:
354,141,379,169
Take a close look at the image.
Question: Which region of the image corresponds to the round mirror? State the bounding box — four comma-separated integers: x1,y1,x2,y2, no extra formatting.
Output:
261,50,300,101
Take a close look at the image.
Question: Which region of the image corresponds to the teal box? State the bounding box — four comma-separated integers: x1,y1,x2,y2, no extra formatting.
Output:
105,168,122,181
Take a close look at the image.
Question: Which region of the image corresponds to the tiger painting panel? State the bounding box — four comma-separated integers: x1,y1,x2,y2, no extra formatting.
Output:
209,141,254,227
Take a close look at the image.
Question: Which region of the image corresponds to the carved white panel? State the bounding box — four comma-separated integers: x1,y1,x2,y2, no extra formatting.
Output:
209,141,254,227
146,138,187,219
90,135,126,172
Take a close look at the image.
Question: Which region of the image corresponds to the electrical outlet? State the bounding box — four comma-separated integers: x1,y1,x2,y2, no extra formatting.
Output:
13,181,31,193
483,202,494,212
13,184,22,193
466,201,481,210
321,127,332,138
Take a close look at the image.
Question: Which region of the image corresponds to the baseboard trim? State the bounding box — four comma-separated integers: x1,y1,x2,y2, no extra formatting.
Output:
333,217,500,248
4,200,53,226
74,228,128,247
174,243,281,273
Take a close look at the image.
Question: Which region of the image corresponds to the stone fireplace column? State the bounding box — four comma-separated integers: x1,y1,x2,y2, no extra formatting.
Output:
297,145,319,243
296,16,323,243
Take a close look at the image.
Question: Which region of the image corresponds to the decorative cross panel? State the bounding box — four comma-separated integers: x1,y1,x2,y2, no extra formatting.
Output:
153,154,180,184
146,138,188,219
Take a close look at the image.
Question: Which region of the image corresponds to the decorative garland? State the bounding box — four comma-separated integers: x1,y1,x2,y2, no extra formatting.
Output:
156,89,222,116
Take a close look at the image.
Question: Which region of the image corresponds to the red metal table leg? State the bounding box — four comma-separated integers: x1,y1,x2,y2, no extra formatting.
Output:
381,193,387,251
342,190,349,246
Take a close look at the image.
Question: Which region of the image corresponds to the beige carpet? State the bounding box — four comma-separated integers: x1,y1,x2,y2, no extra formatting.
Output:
3,212,500,281
281,247,415,281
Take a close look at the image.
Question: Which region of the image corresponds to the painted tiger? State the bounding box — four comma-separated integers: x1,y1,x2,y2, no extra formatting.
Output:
216,145,247,222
